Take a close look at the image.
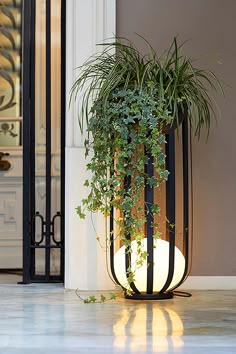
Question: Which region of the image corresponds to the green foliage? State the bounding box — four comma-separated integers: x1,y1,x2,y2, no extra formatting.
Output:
75,290,117,304
70,36,224,138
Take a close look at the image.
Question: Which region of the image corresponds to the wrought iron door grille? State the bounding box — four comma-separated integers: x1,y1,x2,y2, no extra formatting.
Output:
22,0,66,283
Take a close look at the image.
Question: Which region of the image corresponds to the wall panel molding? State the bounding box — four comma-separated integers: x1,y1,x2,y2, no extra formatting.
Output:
0,178,22,268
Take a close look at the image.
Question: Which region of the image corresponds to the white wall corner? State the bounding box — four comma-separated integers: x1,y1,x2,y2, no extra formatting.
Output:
66,0,116,149
65,0,116,290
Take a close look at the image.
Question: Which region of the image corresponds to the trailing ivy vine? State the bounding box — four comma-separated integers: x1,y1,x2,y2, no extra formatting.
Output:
76,86,174,284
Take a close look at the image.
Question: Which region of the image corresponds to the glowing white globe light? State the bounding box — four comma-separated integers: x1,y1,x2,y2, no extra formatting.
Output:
114,239,185,292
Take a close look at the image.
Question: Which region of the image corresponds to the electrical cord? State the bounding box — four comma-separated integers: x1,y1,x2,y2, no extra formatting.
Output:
173,290,192,298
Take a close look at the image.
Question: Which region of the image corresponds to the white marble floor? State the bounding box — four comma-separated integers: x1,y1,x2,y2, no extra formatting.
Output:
0,281,235,353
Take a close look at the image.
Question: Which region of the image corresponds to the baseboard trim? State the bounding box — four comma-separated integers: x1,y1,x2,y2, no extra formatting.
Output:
178,276,236,290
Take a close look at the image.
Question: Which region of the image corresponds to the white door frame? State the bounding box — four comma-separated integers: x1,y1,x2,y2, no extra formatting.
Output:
65,0,116,290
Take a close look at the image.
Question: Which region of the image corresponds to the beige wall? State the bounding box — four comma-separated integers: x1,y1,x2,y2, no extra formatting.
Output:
116,0,236,276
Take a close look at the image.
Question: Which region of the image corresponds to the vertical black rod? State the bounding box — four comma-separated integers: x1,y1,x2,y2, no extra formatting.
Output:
124,175,140,294
60,0,66,281
145,154,154,294
22,0,32,284
45,0,51,280
109,207,122,287
182,118,189,265
182,118,190,283
124,175,131,276
161,129,175,293
109,158,124,288
29,0,36,279
171,116,190,291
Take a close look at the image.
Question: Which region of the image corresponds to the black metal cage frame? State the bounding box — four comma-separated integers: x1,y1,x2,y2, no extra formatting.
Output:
110,115,191,300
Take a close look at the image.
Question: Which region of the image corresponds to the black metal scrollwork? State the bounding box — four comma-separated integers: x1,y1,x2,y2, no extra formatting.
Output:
32,212,45,246
51,212,62,246
31,211,62,247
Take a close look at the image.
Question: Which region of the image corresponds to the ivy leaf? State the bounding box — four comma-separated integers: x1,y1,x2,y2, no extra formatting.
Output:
76,206,86,219
88,296,97,303
147,176,158,187
151,204,160,215
127,272,135,284
124,116,136,124
158,135,166,144
153,231,162,240
100,295,106,302
84,179,89,187
160,170,170,180
134,175,144,185
109,293,117,300
157,153,166,165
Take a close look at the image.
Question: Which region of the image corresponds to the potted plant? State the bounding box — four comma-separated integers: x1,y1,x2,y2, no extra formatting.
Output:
70,37,223,299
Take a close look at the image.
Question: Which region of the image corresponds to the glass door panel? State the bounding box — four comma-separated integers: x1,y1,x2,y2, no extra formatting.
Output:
0,0,22,271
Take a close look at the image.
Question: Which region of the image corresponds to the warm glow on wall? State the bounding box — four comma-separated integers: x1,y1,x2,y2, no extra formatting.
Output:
114,239,185,292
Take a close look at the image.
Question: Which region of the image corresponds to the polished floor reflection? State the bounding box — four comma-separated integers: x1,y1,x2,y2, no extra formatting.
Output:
0,283,236,353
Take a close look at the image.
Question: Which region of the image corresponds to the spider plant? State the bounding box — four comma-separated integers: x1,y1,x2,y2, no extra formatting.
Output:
70,36,224,137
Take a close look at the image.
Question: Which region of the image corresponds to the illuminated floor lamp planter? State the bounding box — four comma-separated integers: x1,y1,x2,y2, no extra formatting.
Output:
110,109,190,300
70,37,223,301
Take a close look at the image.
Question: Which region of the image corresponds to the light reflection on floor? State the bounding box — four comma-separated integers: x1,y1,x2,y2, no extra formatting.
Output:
0,284,236,353
113,307,184,352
